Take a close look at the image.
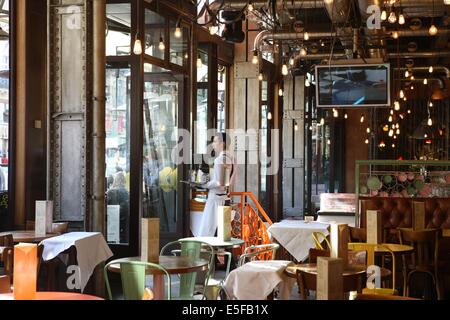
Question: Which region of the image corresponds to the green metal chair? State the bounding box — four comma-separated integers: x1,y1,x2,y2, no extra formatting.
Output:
104,259,172,300
238,243,280,267
160,240,215,300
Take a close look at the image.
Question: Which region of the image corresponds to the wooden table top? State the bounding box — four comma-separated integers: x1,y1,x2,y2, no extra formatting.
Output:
0,230,58,243
347,243,414,254
107,256,209,275
284,263,366,278
0,292,103,300
179,237,245,248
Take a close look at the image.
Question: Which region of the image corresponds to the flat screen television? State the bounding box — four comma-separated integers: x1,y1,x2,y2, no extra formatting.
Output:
315,63,391,108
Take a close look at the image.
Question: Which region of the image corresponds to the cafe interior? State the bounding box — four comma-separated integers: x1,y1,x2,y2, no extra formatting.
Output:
0,0,449,301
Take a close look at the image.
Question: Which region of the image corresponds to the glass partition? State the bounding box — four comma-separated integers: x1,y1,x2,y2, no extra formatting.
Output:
145,9,166,60
106,3,131,56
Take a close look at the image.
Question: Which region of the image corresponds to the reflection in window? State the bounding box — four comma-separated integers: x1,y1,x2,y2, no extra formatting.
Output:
169,20,188,66
145,9,165,60
143,63,179,233
106,3,131,56
260,81,270,213
217,65,227,133
105,65,131,244
0,0,9,192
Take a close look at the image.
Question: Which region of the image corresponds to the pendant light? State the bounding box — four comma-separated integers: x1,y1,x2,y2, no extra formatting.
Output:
158,33,165,51
267,112,273,120
300,47,307,57
258,73,264,81
174,19,182,39
282,63,289,76
429,0,438,36
405,70,410,78
388,11,397,24
133,37,143,55
252,49,259,64
429,66,434,73
381,8,387,21
279,88,284,97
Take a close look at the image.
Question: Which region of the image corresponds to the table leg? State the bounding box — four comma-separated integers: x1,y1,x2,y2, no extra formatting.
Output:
153,274,165,300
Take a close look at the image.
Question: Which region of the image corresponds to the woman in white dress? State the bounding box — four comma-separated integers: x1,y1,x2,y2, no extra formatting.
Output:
197,133,236,237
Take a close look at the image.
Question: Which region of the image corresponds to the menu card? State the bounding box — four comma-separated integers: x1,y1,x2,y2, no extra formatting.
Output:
141,218,159,263
218,206,232,241
35,201,53,236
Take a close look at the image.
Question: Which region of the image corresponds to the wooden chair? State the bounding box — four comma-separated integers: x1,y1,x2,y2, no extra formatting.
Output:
349,227,367,243
0,275,11,293
348,242,398,296
312,232,331,251
51,222,69,234
398,228,442,300
238,243,280,267
0,234,13,278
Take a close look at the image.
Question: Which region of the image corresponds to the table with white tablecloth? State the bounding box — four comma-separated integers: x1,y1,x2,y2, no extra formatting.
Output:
223,260,295,300
40,232,113,292
267,220,330,262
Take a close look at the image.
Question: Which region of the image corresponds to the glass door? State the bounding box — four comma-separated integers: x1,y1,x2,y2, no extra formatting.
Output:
142,63,184,243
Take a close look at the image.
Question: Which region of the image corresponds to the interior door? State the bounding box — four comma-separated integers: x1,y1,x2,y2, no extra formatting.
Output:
142,63,185,246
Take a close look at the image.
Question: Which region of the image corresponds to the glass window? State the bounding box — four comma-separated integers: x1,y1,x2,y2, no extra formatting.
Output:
105,65,131,244
144,9,165,60
217,65,227,133
197,50,208,82
106,3,131,56
0,0,10,191
169,20,189,66
143,63,179,233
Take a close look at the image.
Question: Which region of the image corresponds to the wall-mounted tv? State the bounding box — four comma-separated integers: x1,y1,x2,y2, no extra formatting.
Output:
315,63,391,108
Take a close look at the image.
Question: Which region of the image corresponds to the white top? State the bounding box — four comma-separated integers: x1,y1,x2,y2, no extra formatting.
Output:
268,220,330,262
223,260,295,300
204,151,235,194
40,232,113,292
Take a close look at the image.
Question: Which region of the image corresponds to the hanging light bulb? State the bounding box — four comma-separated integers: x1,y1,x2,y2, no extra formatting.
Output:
258,73,264,81
304,31,310,41
392,31,399,39
383,125,389,132
344,113,348,119
300,48,307,57
399,13,406,25
428,118,433,126
407,109,411,114
381,9,387,21
282,64,289,76
396,128,400,135
394,100,400,111
405,70,410,78
133,37,143,55
366,127,371,134
184,53,189,59
333,109,339,118
267,112,273,120
410,75,415,80
429,66,434,73
429,101,433,107
279,88,284,96
392,143,396,148
388,11,397,24
158,35,165,51
247,1,254,12
394,135,397,139
429,24,438,36
360,115,365,123
404,96,407,101
389,129,394,137
197,55,203,68
252,50,259,65
390,109,394,115
396,123,400,129
327,139,331,145
365,139,369,144
423,78,428,85
305,78,311,87
389,115,393,123
174,21,182,39
294,122,299,131
399,90,404,99
410,85,415,90
289,57,295,66
392,124,396,129
320,118,325,126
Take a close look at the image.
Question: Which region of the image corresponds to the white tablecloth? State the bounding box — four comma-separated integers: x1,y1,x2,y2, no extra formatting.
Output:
268,220,330,262
223,260,295,300
40,232,113,292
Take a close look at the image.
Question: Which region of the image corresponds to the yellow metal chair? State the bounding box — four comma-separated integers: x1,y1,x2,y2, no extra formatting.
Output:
312,232,331,251
348,242,398,296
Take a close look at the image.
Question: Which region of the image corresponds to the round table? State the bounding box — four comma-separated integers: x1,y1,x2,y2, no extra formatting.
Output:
373,243,414,254
285,263,366,299
0,292,103,300
179,237,245,276
108,256,209,300
0,231,58,243
179,237,245,249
